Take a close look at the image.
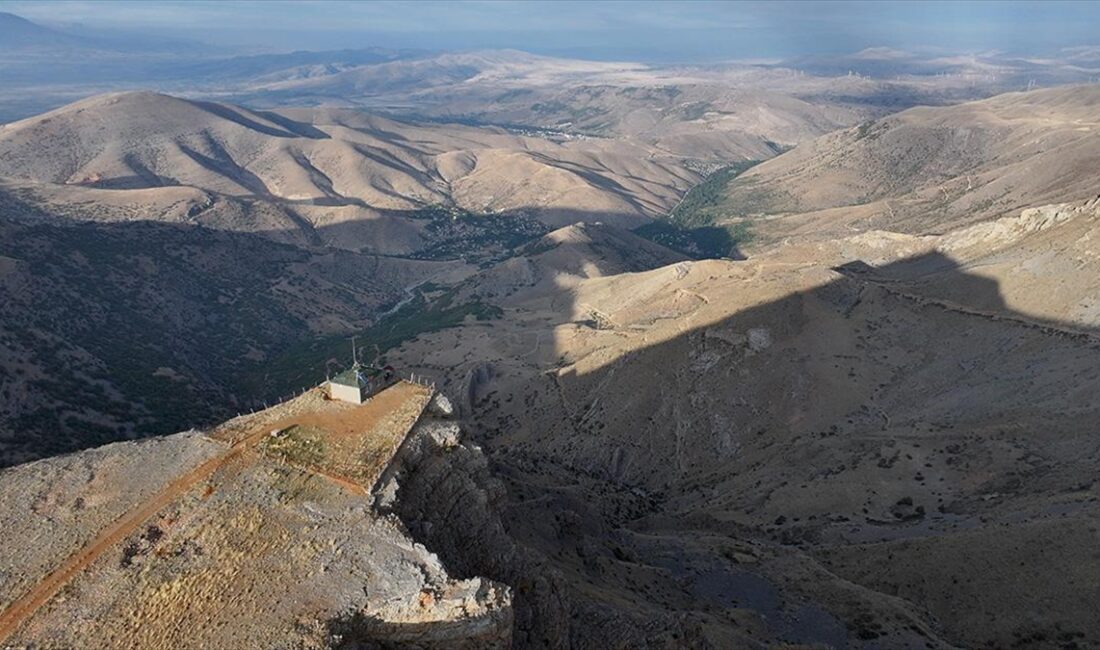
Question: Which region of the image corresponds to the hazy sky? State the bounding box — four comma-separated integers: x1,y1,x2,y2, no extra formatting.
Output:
5,0,1100,61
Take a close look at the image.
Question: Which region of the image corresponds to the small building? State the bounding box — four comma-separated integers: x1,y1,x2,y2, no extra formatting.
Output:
327,364,396,404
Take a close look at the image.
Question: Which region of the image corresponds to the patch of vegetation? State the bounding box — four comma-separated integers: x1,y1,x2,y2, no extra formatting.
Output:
618,86,681,101
517,237,560,257
494,88,534,102
680,101,712,121
384,112,608,139
630,161,762,258
667,160,760,228
401,205,549,264
633,221,752,259
263,424,327,467
250,287,502,397
763,140,792,155
0,216,322,464
531,101,569,114
718,177,783,219
853,120,891,142
120,524,165,568
846,609,885,640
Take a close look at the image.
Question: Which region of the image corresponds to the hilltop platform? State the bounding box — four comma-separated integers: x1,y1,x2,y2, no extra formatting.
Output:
0,381,498,649
212,380,433,493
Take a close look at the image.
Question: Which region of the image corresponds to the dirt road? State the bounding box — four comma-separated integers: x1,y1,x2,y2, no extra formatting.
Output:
0,427,264,644
0,381,432,644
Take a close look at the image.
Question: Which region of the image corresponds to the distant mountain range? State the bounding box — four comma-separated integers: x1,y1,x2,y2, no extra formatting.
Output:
0,90,714,238
0,11,102,50
3,9,1099,126
0,10,205,54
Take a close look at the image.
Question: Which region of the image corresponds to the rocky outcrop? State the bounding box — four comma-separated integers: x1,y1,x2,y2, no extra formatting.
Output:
330,578,512,649
940,198,1096,251
379,403,573,648
379,394,736,649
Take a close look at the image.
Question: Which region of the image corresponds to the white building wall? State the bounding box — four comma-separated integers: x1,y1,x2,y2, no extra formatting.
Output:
328,381,363,404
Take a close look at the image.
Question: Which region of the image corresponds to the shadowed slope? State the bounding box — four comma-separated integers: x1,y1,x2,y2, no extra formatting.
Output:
379,203,1100,647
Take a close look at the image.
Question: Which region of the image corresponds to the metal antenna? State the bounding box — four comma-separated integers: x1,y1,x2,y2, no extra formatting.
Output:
351,335,359,366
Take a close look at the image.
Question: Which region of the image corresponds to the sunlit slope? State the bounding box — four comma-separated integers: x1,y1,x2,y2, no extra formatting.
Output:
716,84,1100,240
0,91,709,230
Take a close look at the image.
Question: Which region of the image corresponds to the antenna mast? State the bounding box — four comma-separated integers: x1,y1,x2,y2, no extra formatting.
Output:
351,336,359,366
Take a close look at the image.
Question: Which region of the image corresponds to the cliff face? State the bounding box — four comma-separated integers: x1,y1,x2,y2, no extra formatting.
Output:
383,396,744,649
377,396,569,648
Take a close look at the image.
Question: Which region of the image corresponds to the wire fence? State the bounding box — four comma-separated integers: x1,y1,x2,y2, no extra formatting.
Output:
232,372,436,420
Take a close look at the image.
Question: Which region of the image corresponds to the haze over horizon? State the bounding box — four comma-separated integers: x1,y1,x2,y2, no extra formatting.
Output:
4,0,1100,61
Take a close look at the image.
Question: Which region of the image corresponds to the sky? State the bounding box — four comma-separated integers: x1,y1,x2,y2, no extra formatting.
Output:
4,0,1100,62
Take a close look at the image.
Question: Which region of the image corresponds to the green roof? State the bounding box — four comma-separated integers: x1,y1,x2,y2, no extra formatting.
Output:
330,369,362,388
330,365,386,388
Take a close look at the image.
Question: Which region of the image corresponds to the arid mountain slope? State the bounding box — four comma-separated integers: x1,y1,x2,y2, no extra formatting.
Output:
237,49,1098,159
247,51,870,151
0,91,713,237
718,84,1100,243
470,222,689,303
379,198,1100,647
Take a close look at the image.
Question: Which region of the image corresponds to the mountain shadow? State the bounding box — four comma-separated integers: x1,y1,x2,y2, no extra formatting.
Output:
0,214,429,465
328,610,511,649
393,249,1100,648
0,206,693,466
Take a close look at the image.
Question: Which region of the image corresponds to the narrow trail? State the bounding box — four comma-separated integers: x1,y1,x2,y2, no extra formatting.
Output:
0,381,432,644
0,427,265,644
